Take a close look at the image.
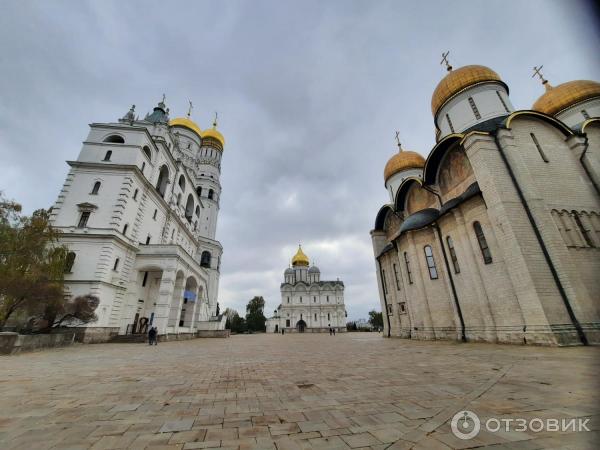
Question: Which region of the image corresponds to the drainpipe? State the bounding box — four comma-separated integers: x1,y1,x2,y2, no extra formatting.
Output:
494,131,588,345
421,186,467,342
579,134,600,196
375,256,392,337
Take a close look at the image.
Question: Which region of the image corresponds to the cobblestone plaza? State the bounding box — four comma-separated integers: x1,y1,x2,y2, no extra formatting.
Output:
1,334,599,450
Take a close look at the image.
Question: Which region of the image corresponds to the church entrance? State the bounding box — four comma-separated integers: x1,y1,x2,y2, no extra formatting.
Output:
296,319,307,333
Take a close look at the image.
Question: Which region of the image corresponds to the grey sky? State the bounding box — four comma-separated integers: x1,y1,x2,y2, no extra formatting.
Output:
1,0,599,320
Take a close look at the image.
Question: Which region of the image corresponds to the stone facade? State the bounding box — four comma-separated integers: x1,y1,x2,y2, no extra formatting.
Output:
266,247,347,333
372,65,600,346
49,101,227,336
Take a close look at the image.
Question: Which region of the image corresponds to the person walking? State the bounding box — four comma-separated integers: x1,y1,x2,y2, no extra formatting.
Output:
148,327,157,345
333,328,336,336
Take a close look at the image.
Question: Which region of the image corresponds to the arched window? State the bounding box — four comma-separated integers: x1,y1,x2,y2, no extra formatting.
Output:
133,188,139,200
473,222,492,264
178,175,186,191
64,252,76,273
91,181,101,195
102,150,112,161
446,236,460,274
143,146,152,160
196,186,202,197
185,194,194,222
156,165,169,197
208,189,214,200
423,245,438,280
200,251,211,268
103,135,124,144
195,205,200,217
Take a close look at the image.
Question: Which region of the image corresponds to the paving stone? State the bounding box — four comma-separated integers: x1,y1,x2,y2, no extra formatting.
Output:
0,334,598,450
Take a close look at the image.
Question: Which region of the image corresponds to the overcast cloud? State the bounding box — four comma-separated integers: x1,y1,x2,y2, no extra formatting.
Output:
1,0,599,320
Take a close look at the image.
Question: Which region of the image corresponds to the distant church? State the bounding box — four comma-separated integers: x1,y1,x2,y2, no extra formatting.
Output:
49,98,227,340
371,58,600,346
266,246,347,333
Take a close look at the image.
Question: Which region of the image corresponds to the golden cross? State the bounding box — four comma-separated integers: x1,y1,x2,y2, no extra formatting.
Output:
187,101,193,117
440,51,452,71
532,65,547,84
395,131,402,151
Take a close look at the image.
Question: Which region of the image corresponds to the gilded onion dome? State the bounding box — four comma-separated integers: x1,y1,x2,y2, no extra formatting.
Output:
291,245,309,267
202,127,225,149
431,65,504,116
383,150,425,182
169,117,202,139
532,80,600,116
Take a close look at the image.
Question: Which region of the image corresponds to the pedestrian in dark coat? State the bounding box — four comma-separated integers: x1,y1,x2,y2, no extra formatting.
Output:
148,327,157,345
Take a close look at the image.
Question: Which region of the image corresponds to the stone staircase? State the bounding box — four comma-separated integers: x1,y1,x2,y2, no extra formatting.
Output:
109,334,147,343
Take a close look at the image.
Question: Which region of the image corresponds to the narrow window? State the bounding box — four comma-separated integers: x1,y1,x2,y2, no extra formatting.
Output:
530,133,548,162
399,302,406,314
77,211,90,228
143,146,152,160
446,114,455,133
573,212,595,247
287,297,290,303
141,162,146,173
145,235,151,245
102,150,112,161
404,252,413,284
496,91,510,113
300,296,302,303
581,109,590,120
381,270,388,295
446,236,460,274
142,271,148,287
468,96,481,120
196,186,202,197
153,209,157,220
314,314,317,321
208,189,214,200
91,181,101,195
178,175,186,191
64,252,76,273
393,263,401,290
313,296,316,303
423,245,438,280
122,224,128,236
200,251,211,268
326,295,329,302
327,313,330,321
113,258,120,271
387,304,393,315
133,188,138,200
474,221,493,264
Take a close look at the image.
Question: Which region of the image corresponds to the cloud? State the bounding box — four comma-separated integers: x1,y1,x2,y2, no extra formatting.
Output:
1,0,599,321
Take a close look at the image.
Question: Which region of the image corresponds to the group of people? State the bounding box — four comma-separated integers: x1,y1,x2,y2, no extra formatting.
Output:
148,326,158,345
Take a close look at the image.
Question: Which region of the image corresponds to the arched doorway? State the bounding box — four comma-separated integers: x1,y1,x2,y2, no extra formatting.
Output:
296,319,307,333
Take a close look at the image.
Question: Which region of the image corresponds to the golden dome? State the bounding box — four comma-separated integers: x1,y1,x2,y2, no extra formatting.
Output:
431,65,504,116
532,80,600,116
202,127,225,149
384,150,425,182
291,245,309,267
169,117,202,139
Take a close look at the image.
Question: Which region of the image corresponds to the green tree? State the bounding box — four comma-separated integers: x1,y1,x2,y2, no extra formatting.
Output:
368,310,384,329
245,296,266,332
224,307,247,333
0,193,99,331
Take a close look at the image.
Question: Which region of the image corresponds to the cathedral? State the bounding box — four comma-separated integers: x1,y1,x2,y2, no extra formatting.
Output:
266,246,347,333
49,99,227,340
371,59,600,346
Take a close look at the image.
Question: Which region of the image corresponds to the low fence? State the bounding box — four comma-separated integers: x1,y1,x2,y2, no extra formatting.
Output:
0,331,76,355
